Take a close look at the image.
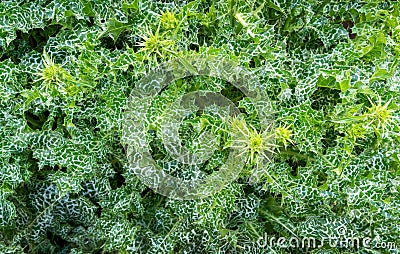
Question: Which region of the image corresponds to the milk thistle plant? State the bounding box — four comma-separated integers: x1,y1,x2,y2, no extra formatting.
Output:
35,51,73,95
136,24,177,62
0,0,400,253
228,117,276,165
365,96,396,138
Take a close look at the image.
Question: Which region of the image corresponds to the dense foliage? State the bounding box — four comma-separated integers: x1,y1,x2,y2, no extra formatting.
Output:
1,0,399,253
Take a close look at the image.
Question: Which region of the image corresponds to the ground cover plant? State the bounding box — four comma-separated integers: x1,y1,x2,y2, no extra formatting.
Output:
0,0,400,253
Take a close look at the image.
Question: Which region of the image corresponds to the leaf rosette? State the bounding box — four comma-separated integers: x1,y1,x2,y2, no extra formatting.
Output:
122,55,274,199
